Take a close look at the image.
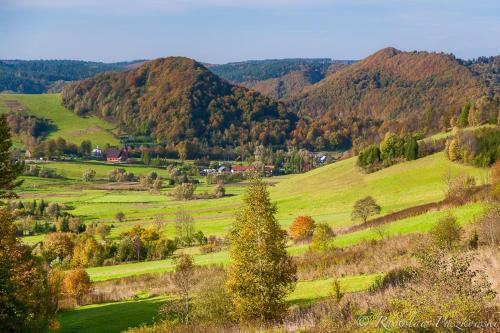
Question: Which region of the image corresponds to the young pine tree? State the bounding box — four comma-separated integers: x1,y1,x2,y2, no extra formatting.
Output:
226,178,296,321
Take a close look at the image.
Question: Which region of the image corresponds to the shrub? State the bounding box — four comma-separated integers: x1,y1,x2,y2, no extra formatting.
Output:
191,270,233,324
445,173,476,204
310,223,335,252
172,183,195,201
115,212,125,222
387,249,496,332
430,214,462,249
476,204,500,246
289,216,316,242
82,169,96,182
369,267,415,293
213,184,225,198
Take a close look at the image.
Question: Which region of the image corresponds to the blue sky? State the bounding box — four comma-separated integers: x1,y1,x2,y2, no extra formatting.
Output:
0,0,499,63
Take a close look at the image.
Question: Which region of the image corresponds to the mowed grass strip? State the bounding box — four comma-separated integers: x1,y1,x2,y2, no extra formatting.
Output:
0,93,119,147
59,274,378,333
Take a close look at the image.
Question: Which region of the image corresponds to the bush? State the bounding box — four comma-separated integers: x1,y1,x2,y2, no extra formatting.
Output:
191,270,233,324
82,169,96,182
310,223,335,252
476,204,500,246
430,214,462,249
172,183,195,201
213,184,225,198
445,173,476,204
115,211,125,222
369,267,415,293
289,216,316,242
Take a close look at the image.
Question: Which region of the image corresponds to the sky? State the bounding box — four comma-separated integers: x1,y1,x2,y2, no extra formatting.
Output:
0,0,499,64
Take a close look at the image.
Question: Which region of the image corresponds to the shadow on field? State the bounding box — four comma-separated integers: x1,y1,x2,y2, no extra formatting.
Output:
58,296,166,333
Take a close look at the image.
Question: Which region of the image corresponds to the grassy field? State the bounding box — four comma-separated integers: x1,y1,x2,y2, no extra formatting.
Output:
0,93,119,147
58,296,165,333
85,201,484,281
18,152,490,243
59,273,379,333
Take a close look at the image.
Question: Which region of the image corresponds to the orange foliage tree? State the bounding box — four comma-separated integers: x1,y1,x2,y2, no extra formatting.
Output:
289,216,316,242
63,269,93,306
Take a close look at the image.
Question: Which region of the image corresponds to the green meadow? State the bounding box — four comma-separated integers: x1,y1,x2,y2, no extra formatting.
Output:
0,93,119,147
18,151,489,243
59,273,380,333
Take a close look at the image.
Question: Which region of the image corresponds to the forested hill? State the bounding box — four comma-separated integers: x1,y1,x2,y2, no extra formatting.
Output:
62,57,297,150
290,48,494,142
0,59,144,93
209,58,356,99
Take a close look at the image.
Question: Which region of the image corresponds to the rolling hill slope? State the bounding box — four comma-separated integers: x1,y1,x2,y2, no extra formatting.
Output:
0,93,119,147
290,47,490,145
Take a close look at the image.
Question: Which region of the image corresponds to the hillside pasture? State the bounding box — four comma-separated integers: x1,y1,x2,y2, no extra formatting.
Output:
0,93,119,147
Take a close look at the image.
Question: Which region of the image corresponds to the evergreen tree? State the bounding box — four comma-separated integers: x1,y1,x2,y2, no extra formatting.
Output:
458,103,470,128
0,115,23,202
226,178,296,321
404,137,419,161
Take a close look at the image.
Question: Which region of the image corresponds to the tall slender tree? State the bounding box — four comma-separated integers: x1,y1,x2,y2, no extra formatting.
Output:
226,178,296,321
0,115,23,202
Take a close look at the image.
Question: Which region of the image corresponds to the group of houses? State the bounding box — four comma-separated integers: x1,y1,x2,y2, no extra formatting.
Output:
201,164,275,176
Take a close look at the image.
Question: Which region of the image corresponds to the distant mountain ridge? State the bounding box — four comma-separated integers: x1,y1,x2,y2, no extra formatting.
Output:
209,58,356,99
0,59,145,93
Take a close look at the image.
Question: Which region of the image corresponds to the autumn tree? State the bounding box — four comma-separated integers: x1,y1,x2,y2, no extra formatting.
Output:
310,223,335,251
63,268,92,306
42,232,74,262
226,178,296,321
289,215,316,243
0,117,53,331
351,196,381,223
96,223,111,241
162,254,196,323
175,210,195,246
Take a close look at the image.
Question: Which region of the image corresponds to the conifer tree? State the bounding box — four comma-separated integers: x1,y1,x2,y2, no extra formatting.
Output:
226,178,296,321
0,115,23,202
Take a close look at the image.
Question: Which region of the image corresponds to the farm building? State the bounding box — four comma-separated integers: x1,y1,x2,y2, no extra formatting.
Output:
106,147,128,163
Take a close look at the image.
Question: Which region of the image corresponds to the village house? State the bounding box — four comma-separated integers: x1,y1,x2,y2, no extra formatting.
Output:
106,147,128,163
